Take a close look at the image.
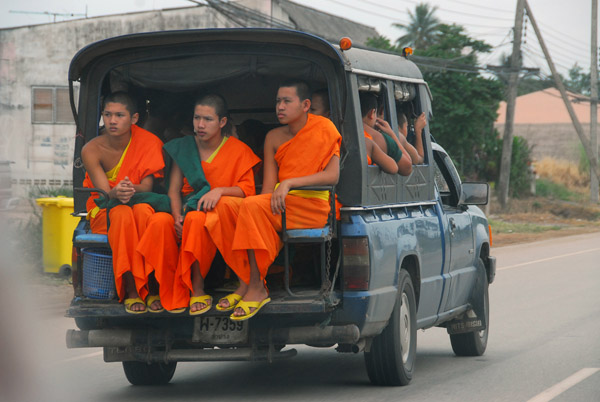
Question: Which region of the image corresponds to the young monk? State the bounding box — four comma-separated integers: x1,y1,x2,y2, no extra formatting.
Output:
81,92,164,314
372,101,426,165
309,89,331,119
358,92,403,174
208,79,341,320
136,94,260,314
360,93,411,175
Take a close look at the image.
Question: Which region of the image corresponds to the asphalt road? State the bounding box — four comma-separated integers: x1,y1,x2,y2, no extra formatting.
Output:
3,232,599,402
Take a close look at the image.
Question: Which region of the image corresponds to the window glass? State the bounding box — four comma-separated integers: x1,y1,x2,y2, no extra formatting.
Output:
32,86,76,124
56,88,73,123
433,158,450,194
33,88,53,123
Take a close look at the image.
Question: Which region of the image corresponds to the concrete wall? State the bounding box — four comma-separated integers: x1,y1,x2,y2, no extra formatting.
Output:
495,123,587,163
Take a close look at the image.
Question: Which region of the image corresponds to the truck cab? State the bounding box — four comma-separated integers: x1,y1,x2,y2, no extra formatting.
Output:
65,28,495,386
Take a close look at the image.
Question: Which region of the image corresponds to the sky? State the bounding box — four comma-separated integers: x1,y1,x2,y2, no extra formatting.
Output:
0,0,595,77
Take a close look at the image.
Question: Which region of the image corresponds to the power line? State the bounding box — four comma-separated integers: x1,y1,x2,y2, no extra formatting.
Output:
361,0,514,22
444,0,514,15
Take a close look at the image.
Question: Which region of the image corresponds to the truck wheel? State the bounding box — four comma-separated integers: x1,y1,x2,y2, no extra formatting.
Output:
364,270,417,386
122,361,177,385
450,259,489,356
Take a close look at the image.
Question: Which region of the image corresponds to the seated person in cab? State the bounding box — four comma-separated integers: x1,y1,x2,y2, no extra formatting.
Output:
136,94,261,314
311,89,399,174
359,92,406,174
372,97,425,165
81,92,165,314
398,111,427,164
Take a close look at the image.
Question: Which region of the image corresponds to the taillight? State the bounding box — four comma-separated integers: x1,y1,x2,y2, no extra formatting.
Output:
342,237,370,290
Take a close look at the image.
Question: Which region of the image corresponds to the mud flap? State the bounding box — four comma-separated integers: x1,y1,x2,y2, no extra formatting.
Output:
447,261,487,335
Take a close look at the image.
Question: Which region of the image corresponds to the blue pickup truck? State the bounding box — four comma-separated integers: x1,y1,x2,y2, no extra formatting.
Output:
65,28,496,387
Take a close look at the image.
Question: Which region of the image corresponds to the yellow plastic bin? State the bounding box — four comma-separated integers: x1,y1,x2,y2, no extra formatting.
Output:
36,196,79,274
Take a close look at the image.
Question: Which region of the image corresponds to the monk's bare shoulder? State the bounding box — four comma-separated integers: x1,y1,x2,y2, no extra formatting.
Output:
265,126,293,150
81,136,106,163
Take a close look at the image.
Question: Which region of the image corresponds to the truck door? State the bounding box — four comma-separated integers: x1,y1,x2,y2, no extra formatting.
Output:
433,150,476,312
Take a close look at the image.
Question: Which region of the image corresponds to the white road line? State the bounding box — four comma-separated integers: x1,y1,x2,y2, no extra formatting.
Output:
499,247,600,271
58,351,103,364
526,368,600,402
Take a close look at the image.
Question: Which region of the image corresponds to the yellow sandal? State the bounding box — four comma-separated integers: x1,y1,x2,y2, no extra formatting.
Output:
215,293,243,312
124,297,147,314
146,295,164,313
230,298,271,321
189,295,213,316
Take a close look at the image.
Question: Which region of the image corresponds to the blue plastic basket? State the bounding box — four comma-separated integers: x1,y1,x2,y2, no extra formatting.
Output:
82,248,116,299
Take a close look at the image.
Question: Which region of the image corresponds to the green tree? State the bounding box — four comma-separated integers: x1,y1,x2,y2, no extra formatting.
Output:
416,24,504,179
393,3,440,50
565,63,592,95
366,35,397,52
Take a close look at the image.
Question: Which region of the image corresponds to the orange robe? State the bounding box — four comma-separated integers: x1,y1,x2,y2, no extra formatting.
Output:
137,136,260,311
83,125,164,301
364,131,373,165
213,114,341,284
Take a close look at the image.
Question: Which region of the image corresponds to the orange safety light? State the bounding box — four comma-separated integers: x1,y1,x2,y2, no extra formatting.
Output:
402,47,413,57
339,37,352,51
488,224,493,247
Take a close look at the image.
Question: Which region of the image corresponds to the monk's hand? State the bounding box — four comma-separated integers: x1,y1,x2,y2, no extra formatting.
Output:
197,188,223,212
271,181,290,215
114,176,135,204
375,118,394,137
415,112,427,133
173,214,184,238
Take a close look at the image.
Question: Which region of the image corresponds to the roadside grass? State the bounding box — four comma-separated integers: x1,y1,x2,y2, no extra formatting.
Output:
488,218,563,234
535,178,585,202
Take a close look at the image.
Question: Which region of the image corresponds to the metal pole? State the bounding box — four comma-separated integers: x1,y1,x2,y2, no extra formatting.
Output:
524,0,600,184
497,0,526,209
591,0,599,203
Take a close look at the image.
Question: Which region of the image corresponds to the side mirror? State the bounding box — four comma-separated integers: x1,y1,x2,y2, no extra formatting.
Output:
459,182,489,205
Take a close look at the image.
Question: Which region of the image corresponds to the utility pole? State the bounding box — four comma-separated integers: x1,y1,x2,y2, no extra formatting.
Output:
497,0,525,210
591,0,599,203
524,0,600,185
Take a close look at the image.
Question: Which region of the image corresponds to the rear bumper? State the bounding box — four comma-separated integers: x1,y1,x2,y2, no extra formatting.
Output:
334,286,397,337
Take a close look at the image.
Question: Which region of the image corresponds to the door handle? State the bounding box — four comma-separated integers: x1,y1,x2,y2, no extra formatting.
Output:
449,217,457,231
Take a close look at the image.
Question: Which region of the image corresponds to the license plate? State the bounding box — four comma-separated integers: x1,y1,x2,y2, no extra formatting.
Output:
192,316,248,344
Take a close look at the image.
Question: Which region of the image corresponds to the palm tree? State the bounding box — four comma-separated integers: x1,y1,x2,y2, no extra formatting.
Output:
393,3,441,50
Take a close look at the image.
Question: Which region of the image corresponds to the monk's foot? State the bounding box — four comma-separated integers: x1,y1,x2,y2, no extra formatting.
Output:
189,294,213,316
190,291,211,313
146,295,163,312
124,295,147,314
218,282,248,310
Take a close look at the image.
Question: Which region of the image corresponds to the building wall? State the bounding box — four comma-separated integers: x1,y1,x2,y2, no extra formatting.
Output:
496,123,587,163
0,5,235,196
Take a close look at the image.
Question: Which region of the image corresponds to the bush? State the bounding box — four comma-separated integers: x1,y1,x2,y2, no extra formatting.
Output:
535,178,583,202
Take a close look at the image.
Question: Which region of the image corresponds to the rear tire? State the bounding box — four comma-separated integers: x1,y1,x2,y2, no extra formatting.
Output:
364,270,417,386
450,259,489,356
122,361,177,385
